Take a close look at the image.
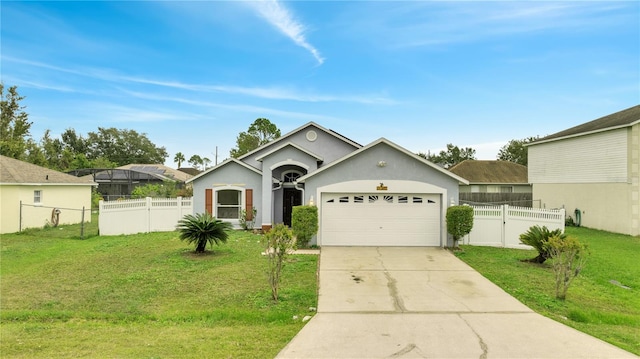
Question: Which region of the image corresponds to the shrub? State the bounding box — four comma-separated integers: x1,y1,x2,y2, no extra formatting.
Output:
446,205,474,248
131,180,179,198
239,207,257,230
544,234,588,299
176,213,233,253
291,205,318,248
263,224,296,302
519,225,566,263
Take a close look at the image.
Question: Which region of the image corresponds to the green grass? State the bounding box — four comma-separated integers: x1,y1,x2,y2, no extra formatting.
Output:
0,216,318,358
455,227,640,355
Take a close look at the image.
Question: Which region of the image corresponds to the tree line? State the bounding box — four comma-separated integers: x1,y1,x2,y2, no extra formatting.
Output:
2,84,535,174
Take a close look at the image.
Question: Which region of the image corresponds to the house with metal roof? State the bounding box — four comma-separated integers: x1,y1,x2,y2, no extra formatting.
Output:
0,155,96,233
527,105,640,236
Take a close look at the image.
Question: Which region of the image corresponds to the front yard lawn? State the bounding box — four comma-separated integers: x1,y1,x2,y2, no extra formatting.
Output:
456,227,640,355
0,219,318,358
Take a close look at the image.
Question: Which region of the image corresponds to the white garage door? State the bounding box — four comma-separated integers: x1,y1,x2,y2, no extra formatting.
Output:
321,193,441,246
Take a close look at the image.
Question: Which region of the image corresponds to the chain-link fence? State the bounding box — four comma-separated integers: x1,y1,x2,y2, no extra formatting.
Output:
19,202,92,239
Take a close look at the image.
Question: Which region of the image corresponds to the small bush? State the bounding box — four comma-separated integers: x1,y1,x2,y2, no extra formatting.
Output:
446,205,474,247
239,207,257,230
263,224,296,302
291,206,318,248
544,234,588,300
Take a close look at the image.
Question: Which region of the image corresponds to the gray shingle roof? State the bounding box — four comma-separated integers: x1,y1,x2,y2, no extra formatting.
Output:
536,104,640,142
448,160,528,184
0,155,95,185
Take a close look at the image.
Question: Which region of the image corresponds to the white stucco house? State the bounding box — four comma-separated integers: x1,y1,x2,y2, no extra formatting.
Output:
527,105,640,236
0,155,96,234
187,122,468,247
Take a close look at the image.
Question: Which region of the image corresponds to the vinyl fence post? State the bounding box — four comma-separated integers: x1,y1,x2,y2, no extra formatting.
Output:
146,197,152,233
81,206,85,240
502,204,508,247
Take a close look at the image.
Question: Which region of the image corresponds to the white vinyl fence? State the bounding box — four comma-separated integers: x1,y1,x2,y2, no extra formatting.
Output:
99,197,193,236
463,205,565,249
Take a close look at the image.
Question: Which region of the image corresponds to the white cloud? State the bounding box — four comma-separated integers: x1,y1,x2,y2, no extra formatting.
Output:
248,0,324,65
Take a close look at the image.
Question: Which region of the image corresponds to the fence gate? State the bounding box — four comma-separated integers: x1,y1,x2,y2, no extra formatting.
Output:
463,205,565,248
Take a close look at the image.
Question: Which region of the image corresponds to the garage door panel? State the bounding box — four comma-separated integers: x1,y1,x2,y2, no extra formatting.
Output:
321,193,441,246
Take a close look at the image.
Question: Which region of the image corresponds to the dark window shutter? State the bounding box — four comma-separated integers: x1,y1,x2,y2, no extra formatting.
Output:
245,189,253,221
205,189,213,214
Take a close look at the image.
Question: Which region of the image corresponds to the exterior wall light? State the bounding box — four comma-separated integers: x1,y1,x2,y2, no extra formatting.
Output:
377,161,387,167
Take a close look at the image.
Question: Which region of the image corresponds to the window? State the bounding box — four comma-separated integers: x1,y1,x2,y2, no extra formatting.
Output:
354,195,364,203
412,196,423,203
500,186,514,193
383,195,394,203
282,171,301,183
217,190,241,219
339,196,349,203
34,190,42,204
398,196,408,204
368,195,378,203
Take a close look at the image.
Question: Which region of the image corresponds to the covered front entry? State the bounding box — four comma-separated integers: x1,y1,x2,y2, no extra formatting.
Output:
320,193,441,246
283,188,302,226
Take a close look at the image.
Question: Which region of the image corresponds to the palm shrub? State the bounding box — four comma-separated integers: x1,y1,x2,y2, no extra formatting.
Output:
544,234,588,299
519,225,566,263
291,205,318,248
446,205,474,248
176,213,233,253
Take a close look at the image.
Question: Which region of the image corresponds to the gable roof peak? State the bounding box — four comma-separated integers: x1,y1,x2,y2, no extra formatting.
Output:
237,121,361,161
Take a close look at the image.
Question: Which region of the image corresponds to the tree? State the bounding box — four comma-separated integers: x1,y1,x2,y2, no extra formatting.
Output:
202,157,212,170
0,84,32,160
188,154,203,170
177,213,233,253
85,127,168,166
174,152,186,168
230,118,281,158
425,144,476,168
497,136,539,166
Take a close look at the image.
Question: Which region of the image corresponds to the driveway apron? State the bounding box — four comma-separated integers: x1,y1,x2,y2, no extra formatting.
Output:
276,247,637,359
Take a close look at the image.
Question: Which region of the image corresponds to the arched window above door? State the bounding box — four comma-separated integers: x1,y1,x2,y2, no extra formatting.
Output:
282,171,302,183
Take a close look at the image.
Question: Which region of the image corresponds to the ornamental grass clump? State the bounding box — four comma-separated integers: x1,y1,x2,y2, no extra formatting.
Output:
545,234,588,300
177,213,233,253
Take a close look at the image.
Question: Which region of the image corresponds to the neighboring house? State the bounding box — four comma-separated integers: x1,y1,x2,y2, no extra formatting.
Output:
527,105,640,236
69,164,193,200
187,122,468,247
0,155,96,233
449,160,532,206
177,167,201,176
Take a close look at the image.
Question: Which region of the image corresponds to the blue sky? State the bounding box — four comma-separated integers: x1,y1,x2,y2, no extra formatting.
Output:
2,1,638,167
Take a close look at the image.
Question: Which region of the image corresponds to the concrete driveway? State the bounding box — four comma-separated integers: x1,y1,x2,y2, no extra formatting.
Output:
277,247,636,359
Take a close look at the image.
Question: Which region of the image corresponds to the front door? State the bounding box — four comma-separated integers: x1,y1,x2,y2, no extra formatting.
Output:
283,188,302,227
